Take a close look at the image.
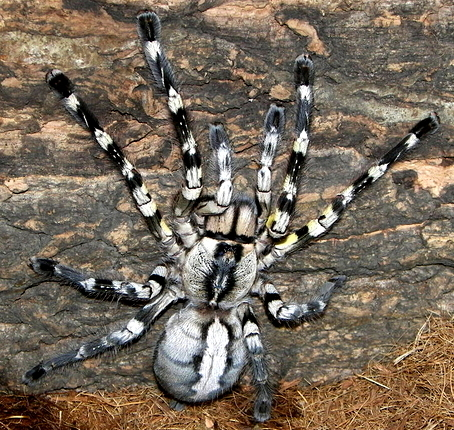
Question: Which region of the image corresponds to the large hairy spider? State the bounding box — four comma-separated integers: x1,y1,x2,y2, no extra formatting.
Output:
23,11,439,422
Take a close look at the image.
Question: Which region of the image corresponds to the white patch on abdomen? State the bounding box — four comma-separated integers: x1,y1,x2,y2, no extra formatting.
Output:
191,317,229,394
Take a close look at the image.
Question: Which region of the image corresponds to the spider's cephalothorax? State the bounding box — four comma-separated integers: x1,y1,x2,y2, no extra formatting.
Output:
23,11,439,422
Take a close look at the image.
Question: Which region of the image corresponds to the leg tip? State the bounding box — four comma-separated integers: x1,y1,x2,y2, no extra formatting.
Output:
23,364,46,385
254,398,272,422
294,54,314,87
137,10,161,42
46,69,73,98
264,104,285,134
208,123,229,149
29,257,58,275
429,111,441,129
329,274,347,287
410,112,440,138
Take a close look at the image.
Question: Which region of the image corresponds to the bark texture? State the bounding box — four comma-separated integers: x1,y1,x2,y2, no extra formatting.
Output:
1,0,453,394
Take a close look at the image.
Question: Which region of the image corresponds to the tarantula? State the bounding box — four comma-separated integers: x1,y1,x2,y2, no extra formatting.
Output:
23,11,439,422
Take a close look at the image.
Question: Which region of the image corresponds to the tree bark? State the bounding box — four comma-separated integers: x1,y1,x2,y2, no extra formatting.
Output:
1,0,453,393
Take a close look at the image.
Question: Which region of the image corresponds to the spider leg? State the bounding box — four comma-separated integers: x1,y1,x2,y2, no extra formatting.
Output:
23,287,182,384
260,112,440,268
209,124,233,209
256,105,285,228
241,305,272,422
194,124,234,219
30,257,168,303
254,276,346,325
137,12,202,225
46,70,178,254
266,55,314,238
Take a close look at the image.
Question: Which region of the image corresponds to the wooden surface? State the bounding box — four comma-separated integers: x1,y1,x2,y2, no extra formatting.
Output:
1,0,453,394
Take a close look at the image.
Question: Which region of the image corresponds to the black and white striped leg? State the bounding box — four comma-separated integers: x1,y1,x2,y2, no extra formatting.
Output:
23,289,181,384
46,70,178,253
260,112,440,268
210,124,233,209
30,257,167,302
267,55,314,238
257,276,346,324
137,12,202,214
256,105,285,226
242,306,272,422
195,125,234,218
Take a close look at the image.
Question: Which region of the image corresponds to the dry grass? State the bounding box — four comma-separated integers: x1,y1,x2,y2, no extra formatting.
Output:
2,315,454,430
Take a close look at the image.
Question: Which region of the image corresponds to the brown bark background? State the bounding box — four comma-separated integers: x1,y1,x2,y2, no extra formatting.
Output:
1,0,453,394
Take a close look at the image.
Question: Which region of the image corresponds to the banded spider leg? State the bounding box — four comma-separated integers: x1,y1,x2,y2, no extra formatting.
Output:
24,12,204,383
23,10,239,396
259,112,440,270
254,109,438,324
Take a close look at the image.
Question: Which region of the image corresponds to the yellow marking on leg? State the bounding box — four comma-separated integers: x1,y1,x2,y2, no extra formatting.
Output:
265,213,276,229
160,220,173,236
275,233,298,250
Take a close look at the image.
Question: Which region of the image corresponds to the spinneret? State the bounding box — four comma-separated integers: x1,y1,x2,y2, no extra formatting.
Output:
24,11,439,423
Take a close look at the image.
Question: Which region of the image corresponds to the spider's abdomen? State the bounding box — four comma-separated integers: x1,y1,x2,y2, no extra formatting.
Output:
153,306,246,403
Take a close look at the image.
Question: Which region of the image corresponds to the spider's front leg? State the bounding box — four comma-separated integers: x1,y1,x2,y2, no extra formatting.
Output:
137,12,204,244
46,70,179,255
256,104,285,228
260,112,440,268
254,275,346,325
30,257,168,302
265,55,314,238
23,286,182,384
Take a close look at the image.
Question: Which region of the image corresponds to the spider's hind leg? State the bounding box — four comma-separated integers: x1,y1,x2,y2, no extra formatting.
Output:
30,257,167,303
255,275,346,325
23,286,182,384
241,305,272,422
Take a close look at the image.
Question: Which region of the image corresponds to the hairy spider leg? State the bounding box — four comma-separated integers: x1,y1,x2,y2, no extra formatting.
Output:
266,55,314,238
137,12,202,220
30,257,168,303
210,125,233,208
241,305,272,422
46,70,178,253
23,287,181,384
190,124,235,224
253,275,346,324
256,105,285,228
260,112,440,268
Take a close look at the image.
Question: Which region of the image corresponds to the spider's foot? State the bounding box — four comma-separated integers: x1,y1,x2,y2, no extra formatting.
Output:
29,257,58,275
137,11,161,43
294,54,314,87
169,399,186,412
328,275,347,289
30,257,59,275
23,363,47,385
254,389,272,422
316,275,347,299
410,112,440,138
46,69,73,98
